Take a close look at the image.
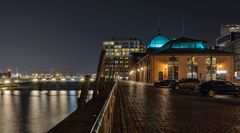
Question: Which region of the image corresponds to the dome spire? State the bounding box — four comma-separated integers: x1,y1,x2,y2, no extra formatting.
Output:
157,17,161,35
182,16,185,35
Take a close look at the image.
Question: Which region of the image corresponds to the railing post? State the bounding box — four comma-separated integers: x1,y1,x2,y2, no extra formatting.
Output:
102,112,107,133
94,50,106,97
90,82,118,133
78,75,91,108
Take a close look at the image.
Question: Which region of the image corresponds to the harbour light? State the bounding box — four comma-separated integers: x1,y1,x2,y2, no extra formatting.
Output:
4,79,11,84
32,78,38,82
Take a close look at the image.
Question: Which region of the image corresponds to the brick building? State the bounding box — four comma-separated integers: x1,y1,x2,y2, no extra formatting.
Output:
130,36,235,83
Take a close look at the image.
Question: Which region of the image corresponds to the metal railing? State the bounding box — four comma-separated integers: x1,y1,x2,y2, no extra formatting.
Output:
90,81,118,133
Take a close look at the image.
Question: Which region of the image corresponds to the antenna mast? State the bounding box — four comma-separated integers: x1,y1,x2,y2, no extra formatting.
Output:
182,17,185,35
157,17,161,35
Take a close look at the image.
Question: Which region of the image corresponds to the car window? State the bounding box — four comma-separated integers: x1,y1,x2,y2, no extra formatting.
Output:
185,79,193,82
217,82,225,86
211,81,218,85
193,79,199,83
224,81,234,86
195,79,199,82
178,79,186,82
187,79,199,82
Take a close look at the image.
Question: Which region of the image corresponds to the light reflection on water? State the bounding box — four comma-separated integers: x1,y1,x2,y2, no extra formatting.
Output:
0,89,93,133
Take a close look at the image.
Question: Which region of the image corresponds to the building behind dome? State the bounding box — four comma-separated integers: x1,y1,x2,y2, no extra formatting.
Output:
102,37,146,80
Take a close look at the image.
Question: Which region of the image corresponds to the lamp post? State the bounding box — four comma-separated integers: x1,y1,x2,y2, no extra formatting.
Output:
169,56,177,80
164,64,168,79
191,56,194,78
219,64,222,80
210,48,213,80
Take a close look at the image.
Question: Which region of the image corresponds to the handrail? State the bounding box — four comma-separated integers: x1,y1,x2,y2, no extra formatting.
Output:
90,81,118,133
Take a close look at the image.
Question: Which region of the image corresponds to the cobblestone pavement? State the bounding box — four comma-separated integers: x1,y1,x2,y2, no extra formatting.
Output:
114,81,240,133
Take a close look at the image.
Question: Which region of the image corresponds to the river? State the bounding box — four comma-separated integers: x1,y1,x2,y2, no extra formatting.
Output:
0,88,93,133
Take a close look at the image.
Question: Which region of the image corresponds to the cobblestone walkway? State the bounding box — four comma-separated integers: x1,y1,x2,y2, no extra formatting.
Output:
113,81,240,133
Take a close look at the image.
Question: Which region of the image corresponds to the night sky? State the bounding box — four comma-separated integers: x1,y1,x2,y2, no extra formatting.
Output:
0,0,239,74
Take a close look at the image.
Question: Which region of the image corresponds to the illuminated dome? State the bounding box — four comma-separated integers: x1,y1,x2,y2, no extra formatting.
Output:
147,35,169,48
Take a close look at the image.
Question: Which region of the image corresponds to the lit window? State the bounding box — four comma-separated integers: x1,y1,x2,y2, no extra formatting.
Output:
187,57,198,65
205,57,217,65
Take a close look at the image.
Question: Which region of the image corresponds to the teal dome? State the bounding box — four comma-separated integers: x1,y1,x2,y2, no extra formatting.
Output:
147,35,169,48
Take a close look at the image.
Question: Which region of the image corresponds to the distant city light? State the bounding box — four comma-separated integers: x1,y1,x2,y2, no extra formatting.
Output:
80,78,85,82
41,78,47,82
32,78,38,82
60,78,66,82
14,80,20,83
51,78,56,82
4,79,11,84
70,78,76,82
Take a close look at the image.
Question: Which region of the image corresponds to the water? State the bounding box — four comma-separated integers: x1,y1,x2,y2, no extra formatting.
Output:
0,89,93,133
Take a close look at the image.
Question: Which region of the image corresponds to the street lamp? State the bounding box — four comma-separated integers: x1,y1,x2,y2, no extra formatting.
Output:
164,64,168,78
191,56,195,78
219,65,222,69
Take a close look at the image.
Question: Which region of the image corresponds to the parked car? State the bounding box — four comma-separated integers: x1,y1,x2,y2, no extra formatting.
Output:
170,78,200,90
199,80,240,97
153,80,176,87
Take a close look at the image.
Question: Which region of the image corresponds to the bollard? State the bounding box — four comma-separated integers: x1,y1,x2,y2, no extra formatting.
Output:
78,75,91,108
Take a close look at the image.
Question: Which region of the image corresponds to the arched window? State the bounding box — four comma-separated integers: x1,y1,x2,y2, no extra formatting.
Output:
167,57,178,80
205,57,217,65
187,57,198,78
205,57,217,80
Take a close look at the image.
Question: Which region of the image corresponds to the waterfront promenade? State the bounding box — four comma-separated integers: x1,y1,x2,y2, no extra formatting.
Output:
49,81,240,133
113,81,240,133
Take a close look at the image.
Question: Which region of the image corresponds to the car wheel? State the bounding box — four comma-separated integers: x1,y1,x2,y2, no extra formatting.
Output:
175,86,180,90
208,90,216,97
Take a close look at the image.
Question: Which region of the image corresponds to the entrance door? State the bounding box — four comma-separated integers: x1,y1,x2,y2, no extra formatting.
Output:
159,71,163,81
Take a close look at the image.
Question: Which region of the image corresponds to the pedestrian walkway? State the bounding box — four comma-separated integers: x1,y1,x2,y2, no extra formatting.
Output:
113,81,240,133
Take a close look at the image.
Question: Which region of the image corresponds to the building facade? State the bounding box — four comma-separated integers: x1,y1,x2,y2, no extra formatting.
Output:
221,24,240,36
130,36,235,83
216,24,240,79
103,37,146,80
